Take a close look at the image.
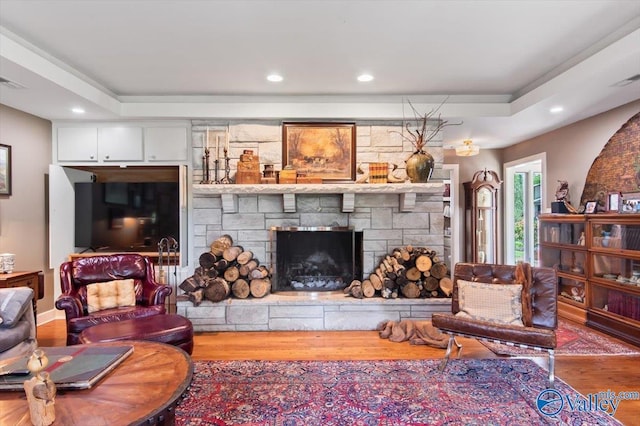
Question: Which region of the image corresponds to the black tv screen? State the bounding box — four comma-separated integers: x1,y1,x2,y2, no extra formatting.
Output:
74,182,179,252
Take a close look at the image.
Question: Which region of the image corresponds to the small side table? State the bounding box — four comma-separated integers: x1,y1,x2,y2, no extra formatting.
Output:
0,271,42,319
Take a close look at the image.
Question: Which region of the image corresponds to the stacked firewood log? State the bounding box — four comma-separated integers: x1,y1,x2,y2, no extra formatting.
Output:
179,235,271,306
344,245,452,299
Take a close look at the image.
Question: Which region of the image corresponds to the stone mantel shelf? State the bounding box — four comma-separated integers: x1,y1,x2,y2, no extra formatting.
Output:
193,182,443,213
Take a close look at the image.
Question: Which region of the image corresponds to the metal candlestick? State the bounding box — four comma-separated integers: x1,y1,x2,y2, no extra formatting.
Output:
200,148,212,184
220,148,232,184
213,159,220,184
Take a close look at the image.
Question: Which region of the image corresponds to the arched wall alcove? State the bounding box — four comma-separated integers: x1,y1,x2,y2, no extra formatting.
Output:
580,111,640,208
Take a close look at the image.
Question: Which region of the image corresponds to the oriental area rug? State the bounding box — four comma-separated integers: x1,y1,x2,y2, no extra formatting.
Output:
175,359,621,425
481,319,640,357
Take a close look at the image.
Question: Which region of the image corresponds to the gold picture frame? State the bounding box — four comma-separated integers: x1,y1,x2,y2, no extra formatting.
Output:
282,122,356,182
0,144,11,196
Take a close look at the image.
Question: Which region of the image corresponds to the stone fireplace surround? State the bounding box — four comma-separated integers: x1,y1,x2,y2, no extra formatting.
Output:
177,121,452,331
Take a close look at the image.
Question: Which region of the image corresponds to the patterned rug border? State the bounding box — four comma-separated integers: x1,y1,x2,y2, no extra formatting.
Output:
481,319,640,357
176,358,622,426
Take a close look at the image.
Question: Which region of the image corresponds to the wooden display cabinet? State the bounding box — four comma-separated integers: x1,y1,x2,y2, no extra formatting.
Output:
586,214,640,346
539,214,588,323
540,213,640,345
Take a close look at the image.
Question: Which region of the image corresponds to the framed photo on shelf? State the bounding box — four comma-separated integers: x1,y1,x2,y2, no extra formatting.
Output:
621,192,640,213
282,122,356,182
607,192,620,212
584,201,597,214
0,144,11,196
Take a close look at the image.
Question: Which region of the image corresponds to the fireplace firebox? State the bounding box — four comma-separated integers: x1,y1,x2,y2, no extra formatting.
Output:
271,226,363,293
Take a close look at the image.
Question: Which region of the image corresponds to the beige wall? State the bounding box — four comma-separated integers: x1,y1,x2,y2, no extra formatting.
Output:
502,99,640,209
0,104,53,313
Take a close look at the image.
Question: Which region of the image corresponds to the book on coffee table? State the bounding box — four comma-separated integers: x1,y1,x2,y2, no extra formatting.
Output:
0,345,134,391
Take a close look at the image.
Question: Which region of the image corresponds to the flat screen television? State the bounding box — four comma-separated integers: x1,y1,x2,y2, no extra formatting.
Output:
74,182,179,252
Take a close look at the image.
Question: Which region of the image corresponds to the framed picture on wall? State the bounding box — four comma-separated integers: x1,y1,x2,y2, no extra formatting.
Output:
0,144,11,196
584,201,597,214
282,122,356,182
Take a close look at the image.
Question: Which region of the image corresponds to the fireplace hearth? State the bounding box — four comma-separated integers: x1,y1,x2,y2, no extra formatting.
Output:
272,226,363,293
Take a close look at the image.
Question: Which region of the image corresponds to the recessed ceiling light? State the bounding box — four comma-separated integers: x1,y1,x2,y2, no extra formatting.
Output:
357,74,374,82
549,106,563,114
267,74,283,82
72,107,85,114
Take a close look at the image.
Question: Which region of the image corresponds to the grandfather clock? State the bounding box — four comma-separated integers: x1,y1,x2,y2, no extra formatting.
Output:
464,169,501,263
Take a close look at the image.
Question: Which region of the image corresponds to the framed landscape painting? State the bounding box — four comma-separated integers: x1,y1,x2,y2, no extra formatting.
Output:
0,144,11,196
282,122,356,182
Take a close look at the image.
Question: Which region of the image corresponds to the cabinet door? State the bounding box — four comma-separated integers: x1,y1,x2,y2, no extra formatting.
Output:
144,127,188,161
98,127,143,161
57,128,98,162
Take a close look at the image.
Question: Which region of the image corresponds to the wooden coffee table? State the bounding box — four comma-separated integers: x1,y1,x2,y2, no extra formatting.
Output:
0,340,193,425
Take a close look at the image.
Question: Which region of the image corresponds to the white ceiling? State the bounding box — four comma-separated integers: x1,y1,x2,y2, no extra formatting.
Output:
1,0,639,149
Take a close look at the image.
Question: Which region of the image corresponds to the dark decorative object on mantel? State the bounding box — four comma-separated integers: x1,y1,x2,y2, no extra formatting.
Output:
394,99,461,183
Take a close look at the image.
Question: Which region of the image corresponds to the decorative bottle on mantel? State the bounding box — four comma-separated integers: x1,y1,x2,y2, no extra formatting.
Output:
406,150,434,183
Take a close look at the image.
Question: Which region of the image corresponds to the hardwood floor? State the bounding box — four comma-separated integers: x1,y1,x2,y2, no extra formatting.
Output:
36,320,639,425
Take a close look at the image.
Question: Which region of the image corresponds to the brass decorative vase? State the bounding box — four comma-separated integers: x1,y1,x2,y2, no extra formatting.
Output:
405,150,434,183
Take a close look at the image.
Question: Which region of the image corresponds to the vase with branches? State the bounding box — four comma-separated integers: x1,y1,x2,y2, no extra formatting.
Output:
396,98,461,183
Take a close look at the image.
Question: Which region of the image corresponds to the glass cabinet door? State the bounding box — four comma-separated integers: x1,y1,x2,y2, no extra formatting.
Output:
539,247,586,277
591,253,640,284
590,222,640,252
477,208,495,263
559,276,587,305
540,220,586,245
591,284,640,322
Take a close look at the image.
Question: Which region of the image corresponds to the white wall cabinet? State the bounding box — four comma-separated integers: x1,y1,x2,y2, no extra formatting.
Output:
144,127,188,161
57,126,143,162
56,124,189,165
57,127,99,162
98,127,143,161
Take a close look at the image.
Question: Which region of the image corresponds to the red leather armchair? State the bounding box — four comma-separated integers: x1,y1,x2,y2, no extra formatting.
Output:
432,262,558,386
56,254,172,345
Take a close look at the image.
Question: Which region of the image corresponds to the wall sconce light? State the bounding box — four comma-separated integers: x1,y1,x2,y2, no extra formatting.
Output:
455,139,479,157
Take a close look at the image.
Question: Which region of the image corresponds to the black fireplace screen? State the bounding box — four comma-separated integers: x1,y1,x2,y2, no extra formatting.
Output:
273,227,363,292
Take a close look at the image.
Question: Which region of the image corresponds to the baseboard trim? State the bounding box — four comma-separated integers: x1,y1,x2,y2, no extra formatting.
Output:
37,308,64,324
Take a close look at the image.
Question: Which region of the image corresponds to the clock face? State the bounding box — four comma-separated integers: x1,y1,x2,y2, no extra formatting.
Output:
477,187,492,207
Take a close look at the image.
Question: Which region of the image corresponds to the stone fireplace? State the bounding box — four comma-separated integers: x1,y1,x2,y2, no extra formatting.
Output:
176,121,452,331
272,226,363,293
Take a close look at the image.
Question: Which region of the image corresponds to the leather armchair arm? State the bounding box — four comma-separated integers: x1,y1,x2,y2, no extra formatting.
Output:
55,295,84,320
432,313,557,349
144,283,172,306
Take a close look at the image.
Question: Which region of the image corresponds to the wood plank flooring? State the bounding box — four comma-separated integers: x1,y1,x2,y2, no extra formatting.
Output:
36,320,639,425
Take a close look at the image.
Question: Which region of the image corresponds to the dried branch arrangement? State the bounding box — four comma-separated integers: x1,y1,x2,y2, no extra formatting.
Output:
393,98,463,152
